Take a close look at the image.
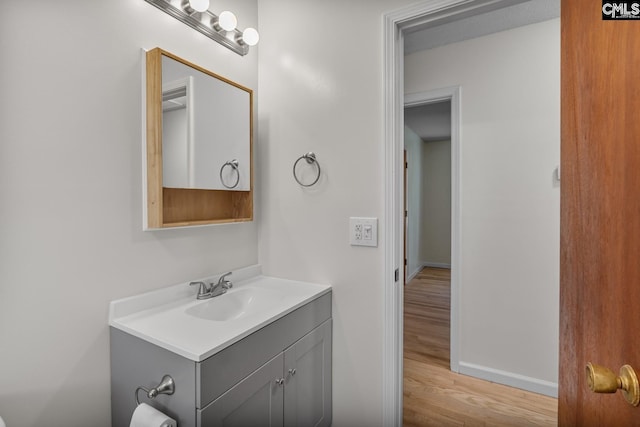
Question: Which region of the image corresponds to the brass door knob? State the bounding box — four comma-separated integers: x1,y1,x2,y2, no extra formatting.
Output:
586,362,640,406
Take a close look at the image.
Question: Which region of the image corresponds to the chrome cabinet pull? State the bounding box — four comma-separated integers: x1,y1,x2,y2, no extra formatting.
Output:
288,368,296,376
275,378,285,386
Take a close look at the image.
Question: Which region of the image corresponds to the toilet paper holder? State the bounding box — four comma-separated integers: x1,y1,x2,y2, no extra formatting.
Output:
135,375,175,405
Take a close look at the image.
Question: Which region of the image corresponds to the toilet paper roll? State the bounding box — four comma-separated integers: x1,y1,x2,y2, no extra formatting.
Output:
130,403,177,427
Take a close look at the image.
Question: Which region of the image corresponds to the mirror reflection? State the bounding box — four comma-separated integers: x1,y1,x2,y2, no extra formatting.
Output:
161,54,251,191
145,48,253,229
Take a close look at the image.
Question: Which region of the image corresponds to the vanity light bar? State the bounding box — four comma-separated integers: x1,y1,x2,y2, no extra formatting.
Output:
144,0,253,56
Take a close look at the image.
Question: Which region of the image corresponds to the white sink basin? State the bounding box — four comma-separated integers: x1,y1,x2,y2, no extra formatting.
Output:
184,287,284,322
108,266,331,361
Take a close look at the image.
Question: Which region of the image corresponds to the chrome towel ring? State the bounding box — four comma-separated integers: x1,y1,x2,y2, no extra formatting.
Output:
220,159,240,189
135,375,175,406
293,152,321,187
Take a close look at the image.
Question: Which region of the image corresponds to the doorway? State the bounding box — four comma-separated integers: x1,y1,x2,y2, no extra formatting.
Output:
403,90,460,374
404,100,453,279
382,1,561,425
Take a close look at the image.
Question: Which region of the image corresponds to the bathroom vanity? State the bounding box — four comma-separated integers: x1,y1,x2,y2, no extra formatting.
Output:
109,266,332,427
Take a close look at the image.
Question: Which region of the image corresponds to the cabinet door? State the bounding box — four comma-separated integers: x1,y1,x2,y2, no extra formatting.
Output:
199,353,284,427
284,319,332,427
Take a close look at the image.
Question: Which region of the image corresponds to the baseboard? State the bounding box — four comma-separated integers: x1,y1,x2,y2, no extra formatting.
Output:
421,262,451,269
407,267,422,282
458,361,558,398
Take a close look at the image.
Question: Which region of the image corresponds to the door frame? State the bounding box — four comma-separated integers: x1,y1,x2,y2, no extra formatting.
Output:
382,1,523,425
404,87,461,373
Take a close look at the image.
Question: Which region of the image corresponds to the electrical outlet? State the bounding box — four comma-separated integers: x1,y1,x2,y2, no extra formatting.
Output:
355,224,363,240
350,217,378,247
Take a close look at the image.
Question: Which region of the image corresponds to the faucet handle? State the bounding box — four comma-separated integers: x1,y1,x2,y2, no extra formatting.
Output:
189,281,210,298
217,272,233,288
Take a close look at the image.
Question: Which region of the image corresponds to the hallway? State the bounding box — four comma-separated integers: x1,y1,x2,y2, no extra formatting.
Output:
403,267,558,426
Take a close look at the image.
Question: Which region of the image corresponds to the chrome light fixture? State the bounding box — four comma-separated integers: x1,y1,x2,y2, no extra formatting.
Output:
144,0,259,56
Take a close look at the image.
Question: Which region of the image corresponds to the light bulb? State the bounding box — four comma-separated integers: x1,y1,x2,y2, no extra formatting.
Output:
242,28,260,46
188,0,209,12
218,11,237,31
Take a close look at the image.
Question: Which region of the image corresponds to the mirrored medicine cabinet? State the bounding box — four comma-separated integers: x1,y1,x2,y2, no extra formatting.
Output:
144,48,253,229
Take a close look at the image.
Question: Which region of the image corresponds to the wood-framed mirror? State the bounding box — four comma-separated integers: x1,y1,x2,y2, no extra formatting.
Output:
144,48,253,229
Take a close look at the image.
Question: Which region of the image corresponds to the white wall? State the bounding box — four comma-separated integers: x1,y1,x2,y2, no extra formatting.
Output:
0,1,258,426
256,0,416,425
404,127,425,279
420,140,452,267
405,19,560,393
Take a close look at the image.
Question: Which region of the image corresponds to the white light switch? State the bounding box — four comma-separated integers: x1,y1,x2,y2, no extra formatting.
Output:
350,217,378,247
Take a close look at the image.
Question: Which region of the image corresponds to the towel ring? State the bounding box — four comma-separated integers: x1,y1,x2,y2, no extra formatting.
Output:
135,375,175,406
220,159,240,189
293,152,321,187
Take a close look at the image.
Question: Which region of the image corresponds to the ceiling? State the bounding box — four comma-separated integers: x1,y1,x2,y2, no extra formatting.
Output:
404,0,560,55
405,101,451,142
403,0,559,142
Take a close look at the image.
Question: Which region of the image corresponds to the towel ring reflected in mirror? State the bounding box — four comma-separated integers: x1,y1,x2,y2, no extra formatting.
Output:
293,152,321,187
220,159,240,189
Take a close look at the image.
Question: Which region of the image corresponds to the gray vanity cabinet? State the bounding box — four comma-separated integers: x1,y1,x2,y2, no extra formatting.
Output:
111,292,331,427
284,320,332,427
199,319,332,427
199,353,285,426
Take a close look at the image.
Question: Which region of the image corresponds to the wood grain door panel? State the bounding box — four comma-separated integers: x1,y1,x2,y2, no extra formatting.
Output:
559,0,640,425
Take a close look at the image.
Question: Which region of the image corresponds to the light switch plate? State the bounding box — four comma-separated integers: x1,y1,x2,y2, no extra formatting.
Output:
350,217,378,247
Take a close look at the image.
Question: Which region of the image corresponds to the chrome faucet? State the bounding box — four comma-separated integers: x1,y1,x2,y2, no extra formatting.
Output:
189,272,233,300
211,272,233,294
189,281,212,300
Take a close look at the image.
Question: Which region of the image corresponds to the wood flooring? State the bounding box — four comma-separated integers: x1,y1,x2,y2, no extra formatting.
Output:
403,267,558,426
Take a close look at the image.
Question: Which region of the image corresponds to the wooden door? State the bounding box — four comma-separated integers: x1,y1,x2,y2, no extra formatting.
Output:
559,0,640,425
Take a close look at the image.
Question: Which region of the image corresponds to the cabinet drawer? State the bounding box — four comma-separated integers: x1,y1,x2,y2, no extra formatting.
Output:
196,292,331,408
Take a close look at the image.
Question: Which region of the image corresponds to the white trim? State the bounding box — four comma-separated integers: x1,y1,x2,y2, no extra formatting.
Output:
458,362,559,398
405,86,458,106
407,263,453,283
382,9,404,427
406,267,422,282
421,262,452,269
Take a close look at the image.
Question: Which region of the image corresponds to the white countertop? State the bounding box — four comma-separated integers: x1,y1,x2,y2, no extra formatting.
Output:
109,265,331,361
